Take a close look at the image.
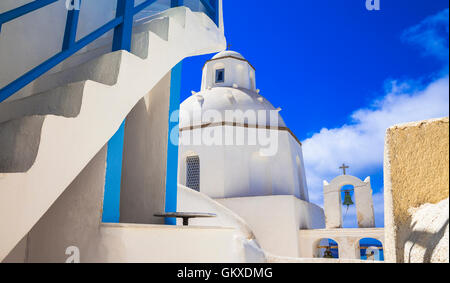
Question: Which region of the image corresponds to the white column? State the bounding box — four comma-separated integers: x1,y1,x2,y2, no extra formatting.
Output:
323,180,343,229
354,177,375,228
336,237,360,259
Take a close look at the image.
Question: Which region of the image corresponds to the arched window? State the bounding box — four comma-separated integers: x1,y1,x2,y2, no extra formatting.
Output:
358,238,384,261
186,155,200,192
315,238,339,259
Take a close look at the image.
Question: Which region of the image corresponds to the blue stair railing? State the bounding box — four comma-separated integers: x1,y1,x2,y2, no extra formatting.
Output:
0,0,219,103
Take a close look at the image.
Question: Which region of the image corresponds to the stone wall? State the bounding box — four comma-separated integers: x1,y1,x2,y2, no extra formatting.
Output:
384,117,449,263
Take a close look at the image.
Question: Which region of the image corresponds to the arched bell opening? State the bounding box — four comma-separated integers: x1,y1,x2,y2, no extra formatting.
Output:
340,184,357,228
315,238,339,259
358,238,384,261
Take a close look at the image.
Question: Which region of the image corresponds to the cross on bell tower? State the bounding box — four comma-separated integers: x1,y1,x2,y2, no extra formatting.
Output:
339,163,349,175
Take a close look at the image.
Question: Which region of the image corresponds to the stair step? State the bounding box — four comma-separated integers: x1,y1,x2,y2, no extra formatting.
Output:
0,115,45,173
8,16,171,102
0,6,226,262
0,81,86,124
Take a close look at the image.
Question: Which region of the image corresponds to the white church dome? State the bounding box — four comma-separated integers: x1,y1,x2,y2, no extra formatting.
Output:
212,50,245,60
180,87,287,129
180,51,286,129
178,51,309,202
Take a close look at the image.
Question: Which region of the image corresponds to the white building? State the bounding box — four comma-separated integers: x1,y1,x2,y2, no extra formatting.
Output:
177,51,326,258
0,1,394,263
178,50,309,201
176,51,387,261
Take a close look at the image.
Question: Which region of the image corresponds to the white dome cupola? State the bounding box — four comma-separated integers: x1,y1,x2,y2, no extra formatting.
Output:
179,50,310,202
201,50,256,91
181,50,287,129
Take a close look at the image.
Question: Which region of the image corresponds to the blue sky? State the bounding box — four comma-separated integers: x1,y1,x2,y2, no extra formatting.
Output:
180,0,449,227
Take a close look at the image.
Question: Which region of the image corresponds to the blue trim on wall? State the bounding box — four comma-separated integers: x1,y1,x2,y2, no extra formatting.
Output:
164,61,183,225
102,121,126,223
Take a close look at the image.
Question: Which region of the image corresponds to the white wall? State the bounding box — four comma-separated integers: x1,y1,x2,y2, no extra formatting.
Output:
3,148,248,263
120,72,171,225
177,184,267,263
97,223,243,263
0,6,227,261
216,195,325,258
323,175,375,229
202,57,256,91
179,128,309,200
298,228,385,260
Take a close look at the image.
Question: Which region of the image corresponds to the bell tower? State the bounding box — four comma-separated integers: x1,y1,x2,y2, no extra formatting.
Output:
323,174,375,229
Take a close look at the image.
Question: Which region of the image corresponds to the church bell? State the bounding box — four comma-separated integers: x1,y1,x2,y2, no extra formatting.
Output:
343,190,354,207
323,247,334,258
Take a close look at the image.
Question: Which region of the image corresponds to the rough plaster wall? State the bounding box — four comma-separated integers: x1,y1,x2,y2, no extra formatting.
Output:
384,117,449,262
120,72,171,225
404,198,449,263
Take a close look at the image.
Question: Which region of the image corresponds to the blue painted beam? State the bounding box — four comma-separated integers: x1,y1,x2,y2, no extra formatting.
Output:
164,61,183,225
0,0,58,32
213,0,219,26
62,1,82,50
102,121,126,223
112,0,135,52
199,0,215,19
171,0,182,7
0,16,123,102
0,0,219,101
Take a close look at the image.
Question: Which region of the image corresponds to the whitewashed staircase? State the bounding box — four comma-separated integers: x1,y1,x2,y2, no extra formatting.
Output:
0,6,226,261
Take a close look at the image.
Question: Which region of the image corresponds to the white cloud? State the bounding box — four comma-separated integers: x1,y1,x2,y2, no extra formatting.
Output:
402,8,449,62
302,9,450,216
303,75,449,207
